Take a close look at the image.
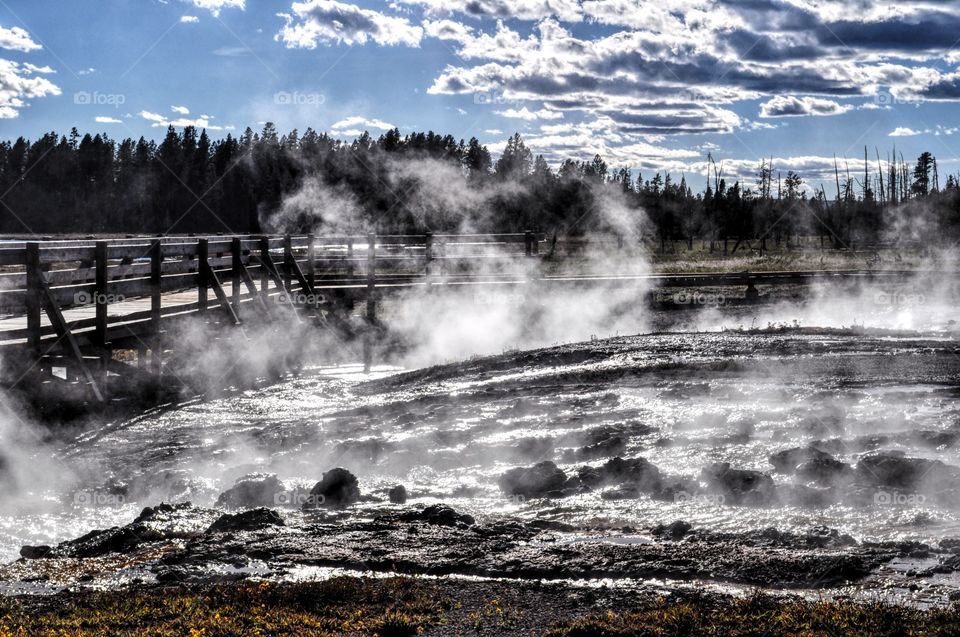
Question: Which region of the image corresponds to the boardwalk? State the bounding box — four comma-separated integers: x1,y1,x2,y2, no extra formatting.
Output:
0,232,947,403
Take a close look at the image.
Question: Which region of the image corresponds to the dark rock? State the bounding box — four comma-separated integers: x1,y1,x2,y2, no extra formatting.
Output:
576,435,627,460
769,446,833,474
207,508,285,534
215,474,284,509
527,519,575,532
702,462,776,505
653,520,692,540
19,545,52,560
579,457,662,491
305,468,361,509
795,457,854,485
388,485,408,504
855,454,960,491
498,461,567,498
398,504,474,528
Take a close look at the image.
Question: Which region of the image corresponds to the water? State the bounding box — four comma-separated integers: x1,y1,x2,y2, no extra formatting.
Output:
3,328,959,565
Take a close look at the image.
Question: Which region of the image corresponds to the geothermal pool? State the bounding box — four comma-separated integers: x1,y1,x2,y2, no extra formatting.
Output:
3,326,959,568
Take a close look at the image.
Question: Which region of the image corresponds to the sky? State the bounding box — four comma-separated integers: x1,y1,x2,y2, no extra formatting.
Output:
2,0,960,190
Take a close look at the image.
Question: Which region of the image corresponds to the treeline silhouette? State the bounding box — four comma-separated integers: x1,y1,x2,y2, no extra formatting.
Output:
1,124,959,248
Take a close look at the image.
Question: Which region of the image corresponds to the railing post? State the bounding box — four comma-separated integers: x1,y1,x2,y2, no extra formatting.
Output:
259,236,270,294
231,237,242,319
25,242,41,356
283,234,293,293
524,230,534,257
150,239,162,375
347,238,355,279
364,232,376,373
424,231,433,278
95,240,110,389
306,234,316,293
197,238,208,315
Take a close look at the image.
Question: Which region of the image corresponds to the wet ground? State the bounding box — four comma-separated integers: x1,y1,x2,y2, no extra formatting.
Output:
3,312,960,607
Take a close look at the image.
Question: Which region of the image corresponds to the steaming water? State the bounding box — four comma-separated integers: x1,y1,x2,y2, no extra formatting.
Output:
3,322,959,569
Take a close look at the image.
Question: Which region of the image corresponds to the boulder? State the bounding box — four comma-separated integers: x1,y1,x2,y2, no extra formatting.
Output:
652,520,692,540
388,485,408,504
855,454,960,491
304,468,361,509
795,457,854,485
769,446,833,474
19,545,52,560
498,461,567,498
702,462,776,505
215,474,284,509
207,508,285,534
398,504,474,528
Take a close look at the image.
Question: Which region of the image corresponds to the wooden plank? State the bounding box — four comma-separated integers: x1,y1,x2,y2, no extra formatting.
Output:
198,238,208,314
150,239,162,374
25,243,41,354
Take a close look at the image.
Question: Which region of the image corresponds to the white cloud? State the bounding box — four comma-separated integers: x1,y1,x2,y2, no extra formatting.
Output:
95,116,123,124
139,110,229,130
78,67,96,75
759,96,854,118
277,0,423,48
889,127,924,137
330,115,395,130
0,26,41,53
22,63,54,74
184,0,244,17
171,105,190,115
495,106,564,120
485,128,503,135
180,15,200,23
0,59,61,119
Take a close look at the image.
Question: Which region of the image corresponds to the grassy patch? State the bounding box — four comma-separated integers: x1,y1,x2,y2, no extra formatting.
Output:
0,578,447,636
544,595,960,637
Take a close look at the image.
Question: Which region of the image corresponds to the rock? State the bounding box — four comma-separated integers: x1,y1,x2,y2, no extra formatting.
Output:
215,474,284,509
498,461,567,498
304,468,361,509
855,454,960,491
576,435,627,460
652,520,692,540
701,462,776,505
388,485,408,504
527,519,575,532
19,545,52,560
601,485,641,500
207,508,285,534
769,446,833,474
795,457,854,485
578,457,661,491
398,504,474,528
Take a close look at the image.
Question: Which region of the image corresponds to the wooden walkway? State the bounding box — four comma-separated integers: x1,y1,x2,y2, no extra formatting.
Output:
0,232,946,403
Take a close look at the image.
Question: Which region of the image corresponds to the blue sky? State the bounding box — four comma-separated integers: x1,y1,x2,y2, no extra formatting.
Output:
2,0,960,189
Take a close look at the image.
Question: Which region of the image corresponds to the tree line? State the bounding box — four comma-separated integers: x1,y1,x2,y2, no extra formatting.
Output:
1,124,958,249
